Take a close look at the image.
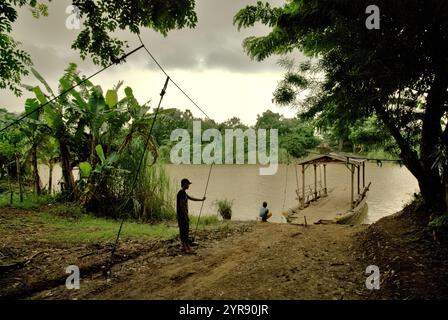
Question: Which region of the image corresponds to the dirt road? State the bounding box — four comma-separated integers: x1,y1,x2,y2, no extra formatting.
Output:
30,222,370,300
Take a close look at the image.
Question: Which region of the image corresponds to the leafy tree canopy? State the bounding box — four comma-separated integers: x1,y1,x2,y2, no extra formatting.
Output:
1,0,198,96
235,0,448,213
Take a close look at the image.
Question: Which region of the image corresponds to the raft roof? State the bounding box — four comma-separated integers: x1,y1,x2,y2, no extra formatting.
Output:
297,153,366,166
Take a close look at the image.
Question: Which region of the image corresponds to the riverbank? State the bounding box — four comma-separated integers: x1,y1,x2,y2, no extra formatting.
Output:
354,202,448,299
0,203,447,299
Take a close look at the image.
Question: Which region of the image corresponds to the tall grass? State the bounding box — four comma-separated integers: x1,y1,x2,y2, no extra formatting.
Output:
133,159,176,221
213,199,233,220
82,134,176,222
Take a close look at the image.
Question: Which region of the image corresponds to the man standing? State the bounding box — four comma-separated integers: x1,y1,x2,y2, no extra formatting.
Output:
177,178,206,253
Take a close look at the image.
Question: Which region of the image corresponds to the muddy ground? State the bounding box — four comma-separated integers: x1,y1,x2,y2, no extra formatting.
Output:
1,205,447,300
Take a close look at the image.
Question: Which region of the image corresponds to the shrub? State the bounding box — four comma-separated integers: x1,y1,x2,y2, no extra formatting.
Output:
429,214,448,229
47,204,86,220
213,199,233,220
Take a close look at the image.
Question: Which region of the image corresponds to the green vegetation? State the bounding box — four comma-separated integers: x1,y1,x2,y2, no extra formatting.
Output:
35,211,179,243
429,214,448,233
0,192,58,209
0,203,223,244
153,108,320,163
1,65,176,222
214,199,233,220
190,215,221,227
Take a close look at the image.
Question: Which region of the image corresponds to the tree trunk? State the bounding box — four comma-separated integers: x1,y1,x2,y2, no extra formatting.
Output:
419,69,448,214
7,167,13,205
375,100,446,214
48,163,53,195
417,170,446,214
338,138,343,151
59,136,76,200
31,143,41,195
15,154,23,203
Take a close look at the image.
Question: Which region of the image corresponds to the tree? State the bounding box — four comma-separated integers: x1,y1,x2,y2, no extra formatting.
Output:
38,137,59,194
220,117,248,130
20,98,48,195
0,1,47,95
0,127,27,202
348,116,398,155
255,110,319,158
235,0,448,214
25,65,81,198
1,0,197,96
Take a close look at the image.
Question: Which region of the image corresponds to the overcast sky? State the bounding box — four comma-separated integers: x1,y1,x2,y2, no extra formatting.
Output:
1,0,303,125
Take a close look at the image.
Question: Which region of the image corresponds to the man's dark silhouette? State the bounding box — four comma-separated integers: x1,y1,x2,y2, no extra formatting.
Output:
176,178,206,253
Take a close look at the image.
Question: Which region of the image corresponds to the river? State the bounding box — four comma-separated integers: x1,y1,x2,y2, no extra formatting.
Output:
38,162,418,224
166,162,419,224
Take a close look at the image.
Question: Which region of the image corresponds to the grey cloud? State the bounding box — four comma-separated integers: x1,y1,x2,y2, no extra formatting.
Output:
11,0,292,73
121,0,290,72
1,0,303,112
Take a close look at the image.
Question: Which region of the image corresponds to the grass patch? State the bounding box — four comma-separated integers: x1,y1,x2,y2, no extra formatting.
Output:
190,214,221,228
34,210,179,243
0,200,225,245
3,205,222,244
366,149,399,160
0,192,58,209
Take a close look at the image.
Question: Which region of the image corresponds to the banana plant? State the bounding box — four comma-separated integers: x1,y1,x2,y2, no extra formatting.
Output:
38,137,59,194
78,144,129,206
19,98,49,195
24,66,79,198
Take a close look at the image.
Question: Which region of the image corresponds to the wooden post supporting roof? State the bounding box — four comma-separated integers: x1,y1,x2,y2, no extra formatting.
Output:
362,162,365,188
357,165,360,195
323,164,327,196
295,163,299,192
296,153,367,211
351,164,355,209
301,164,305,209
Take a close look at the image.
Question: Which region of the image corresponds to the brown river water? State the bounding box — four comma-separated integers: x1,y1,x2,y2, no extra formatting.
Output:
166,163,418,224
39,162,418,224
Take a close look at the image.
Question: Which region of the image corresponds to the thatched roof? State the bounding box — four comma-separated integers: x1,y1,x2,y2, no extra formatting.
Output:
297,153,366,166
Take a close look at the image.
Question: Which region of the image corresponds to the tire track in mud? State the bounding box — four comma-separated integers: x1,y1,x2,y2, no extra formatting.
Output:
1,240,165,299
